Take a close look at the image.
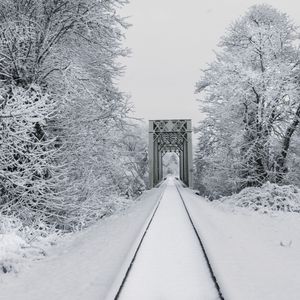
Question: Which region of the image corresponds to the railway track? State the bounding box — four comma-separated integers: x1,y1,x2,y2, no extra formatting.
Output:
111,180,225,300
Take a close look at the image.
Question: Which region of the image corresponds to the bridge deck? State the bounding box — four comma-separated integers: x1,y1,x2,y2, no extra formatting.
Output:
118,178,219,300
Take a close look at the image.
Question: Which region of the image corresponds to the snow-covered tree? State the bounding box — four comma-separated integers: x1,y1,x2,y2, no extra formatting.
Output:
0,0,137,230
0,85,61,222
117,122,149,196
163,152,179,177
195,4,300,197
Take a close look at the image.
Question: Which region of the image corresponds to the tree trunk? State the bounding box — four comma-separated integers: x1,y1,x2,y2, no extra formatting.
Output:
275,104,300,182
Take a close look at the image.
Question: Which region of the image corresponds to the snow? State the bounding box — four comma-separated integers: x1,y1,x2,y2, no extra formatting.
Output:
0,233,28,274
219,182,300,213
1,179,300,300
181,185,300,300
119,178,218,300
0,216,57,277
0,188,162,300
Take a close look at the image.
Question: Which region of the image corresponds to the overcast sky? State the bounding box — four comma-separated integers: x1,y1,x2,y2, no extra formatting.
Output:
119,0,299,128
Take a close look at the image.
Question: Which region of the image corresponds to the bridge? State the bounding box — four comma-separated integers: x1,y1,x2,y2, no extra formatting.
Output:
148,119,193,188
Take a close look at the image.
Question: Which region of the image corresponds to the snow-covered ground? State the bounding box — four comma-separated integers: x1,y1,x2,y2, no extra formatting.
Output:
0,188,163,300
181,185,300,300
1,178,300,300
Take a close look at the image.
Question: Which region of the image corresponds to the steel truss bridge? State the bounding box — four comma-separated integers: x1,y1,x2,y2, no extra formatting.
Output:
148,119,193,188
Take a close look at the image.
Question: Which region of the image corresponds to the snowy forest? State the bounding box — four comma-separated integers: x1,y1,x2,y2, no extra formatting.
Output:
1,0,300,248
1,2,300,298
194,4,300,201
0,0,149,241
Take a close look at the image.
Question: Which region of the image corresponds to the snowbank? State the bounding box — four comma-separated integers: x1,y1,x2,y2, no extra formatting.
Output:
181,186,300,300
219,182,300,213
0,195,142,278
0,232,28,274
0,216,58,276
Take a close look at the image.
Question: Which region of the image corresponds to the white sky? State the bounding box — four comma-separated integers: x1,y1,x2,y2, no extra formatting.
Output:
119,0,300,128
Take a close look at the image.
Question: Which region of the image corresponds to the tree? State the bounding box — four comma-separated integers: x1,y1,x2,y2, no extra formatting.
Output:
163,152,179,177
117,122,149,197
0,0,134,230
0,85,60,222
195,4,300,197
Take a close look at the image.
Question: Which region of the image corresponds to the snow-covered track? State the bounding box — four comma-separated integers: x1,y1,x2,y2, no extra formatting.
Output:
175,183,225,300
111,178,224,300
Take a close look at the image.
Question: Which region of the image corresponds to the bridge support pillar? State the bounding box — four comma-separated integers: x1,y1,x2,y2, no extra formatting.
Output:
148,121,155,188
187,121,193,188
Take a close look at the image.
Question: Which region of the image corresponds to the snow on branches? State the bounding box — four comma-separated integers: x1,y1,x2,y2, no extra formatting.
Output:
195,4,300,197
219,182,300,214
0,85,58,216
0,0,142,234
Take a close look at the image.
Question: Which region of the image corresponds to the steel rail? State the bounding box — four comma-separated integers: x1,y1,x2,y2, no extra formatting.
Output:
175,183,225,300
